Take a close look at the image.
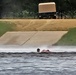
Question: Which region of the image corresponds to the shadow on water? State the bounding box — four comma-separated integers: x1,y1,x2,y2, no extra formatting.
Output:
0,52,76,58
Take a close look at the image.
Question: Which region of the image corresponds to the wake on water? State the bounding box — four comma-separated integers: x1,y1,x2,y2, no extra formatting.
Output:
0,45,76,53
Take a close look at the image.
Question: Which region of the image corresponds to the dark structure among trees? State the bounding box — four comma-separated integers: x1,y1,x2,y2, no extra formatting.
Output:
0,0,76,19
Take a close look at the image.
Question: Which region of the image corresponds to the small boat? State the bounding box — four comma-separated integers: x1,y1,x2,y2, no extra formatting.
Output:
41,50,50,53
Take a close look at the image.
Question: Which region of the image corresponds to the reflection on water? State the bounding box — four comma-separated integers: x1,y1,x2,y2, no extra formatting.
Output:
0,53,76,75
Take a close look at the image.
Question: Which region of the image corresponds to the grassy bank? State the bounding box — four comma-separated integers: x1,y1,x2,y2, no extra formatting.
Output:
0,19,76,46
54,28,76,46
0,22,15,36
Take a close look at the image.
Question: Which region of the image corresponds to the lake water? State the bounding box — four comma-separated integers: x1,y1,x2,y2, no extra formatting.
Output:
0,52,76,75
0,46,76,75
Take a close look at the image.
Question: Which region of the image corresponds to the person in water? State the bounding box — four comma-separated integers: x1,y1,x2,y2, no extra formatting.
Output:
37,48,40,52
37,48,50,53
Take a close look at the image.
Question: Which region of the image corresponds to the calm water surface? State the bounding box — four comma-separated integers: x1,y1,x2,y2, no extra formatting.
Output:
0,53,76,75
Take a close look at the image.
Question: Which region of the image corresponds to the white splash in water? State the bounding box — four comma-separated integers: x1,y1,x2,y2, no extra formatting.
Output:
0,45,76,53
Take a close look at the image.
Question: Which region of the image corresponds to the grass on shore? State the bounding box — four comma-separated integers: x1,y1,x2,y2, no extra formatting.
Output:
0,22,15,36
54,28,76,46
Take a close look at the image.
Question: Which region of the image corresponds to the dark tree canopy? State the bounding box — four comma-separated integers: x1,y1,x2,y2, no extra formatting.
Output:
0,0,76,18
0,0,3,18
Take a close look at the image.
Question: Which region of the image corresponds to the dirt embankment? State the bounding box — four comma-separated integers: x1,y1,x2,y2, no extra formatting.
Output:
0,19,76,31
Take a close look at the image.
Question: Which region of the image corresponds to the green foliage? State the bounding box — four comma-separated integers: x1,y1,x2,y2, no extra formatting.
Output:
55,28,76,46
0,22,15,36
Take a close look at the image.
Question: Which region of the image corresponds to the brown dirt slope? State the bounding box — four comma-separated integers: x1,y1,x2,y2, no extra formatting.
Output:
0,19,76,31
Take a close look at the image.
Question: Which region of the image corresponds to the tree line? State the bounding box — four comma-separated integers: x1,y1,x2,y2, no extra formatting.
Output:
0,0,76,18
